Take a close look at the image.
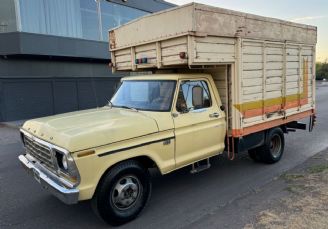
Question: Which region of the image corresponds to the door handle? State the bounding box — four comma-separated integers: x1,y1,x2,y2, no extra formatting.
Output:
209,112,220,118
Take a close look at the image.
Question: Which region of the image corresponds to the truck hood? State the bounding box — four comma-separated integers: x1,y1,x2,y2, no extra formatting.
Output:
21,107,159,152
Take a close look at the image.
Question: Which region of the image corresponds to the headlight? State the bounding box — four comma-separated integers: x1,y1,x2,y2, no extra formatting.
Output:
54,150,80,187
62,155,68,170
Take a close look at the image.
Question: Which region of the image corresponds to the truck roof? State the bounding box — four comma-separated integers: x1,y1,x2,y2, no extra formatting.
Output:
110,3,317,50
122,73,212,81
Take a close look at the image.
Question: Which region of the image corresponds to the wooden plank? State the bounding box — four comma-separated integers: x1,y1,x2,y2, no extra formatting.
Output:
266,83,282,92
242,93,263,102
266,77,281,84
286,62,299,69
265,90,282,99
286,75,299,82
115,48,131,56
242,46,262,55
242,41,263,47
243,85,262,95
243,54,263,63
266,47,283,55
162,44,187,56
136,50,156,59
286,55,299,62
286,48,299,56
135,43,156,52
243,62,263,70
195,36,236,45
242,77,263,86
193,53,235,63
267,54,283,62
116,54,132,63
196,42,235,53
161,36,187,48
266,69,283,77
286,81,298,89
242,70,263,79
266,62,283,70
286,69,298,76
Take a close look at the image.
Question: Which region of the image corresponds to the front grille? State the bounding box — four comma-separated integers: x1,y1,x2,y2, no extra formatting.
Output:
24,136,56,171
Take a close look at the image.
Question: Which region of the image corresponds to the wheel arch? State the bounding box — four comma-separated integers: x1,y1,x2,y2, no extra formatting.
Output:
92,155,159,199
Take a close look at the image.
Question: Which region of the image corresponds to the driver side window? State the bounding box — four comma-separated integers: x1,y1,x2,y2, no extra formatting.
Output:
176,80,211,113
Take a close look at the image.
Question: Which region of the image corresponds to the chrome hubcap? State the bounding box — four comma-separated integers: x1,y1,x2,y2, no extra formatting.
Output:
270,134,282,158
111,175,141,210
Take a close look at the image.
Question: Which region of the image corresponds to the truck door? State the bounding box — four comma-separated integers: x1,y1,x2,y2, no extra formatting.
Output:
173,79,226,168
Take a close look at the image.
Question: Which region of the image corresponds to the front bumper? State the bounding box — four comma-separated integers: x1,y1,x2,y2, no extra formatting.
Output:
18,154,79,204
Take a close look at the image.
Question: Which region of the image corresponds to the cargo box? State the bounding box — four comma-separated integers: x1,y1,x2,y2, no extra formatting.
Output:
109,3,316,137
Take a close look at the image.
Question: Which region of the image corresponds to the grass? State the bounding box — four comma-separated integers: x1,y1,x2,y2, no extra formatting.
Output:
307,164,328,174
281,173,304,181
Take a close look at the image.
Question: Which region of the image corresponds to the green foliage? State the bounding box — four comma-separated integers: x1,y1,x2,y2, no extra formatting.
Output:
316,61,328,80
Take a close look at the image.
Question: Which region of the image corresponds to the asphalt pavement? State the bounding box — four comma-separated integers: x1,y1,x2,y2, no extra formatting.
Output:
1,82,328,229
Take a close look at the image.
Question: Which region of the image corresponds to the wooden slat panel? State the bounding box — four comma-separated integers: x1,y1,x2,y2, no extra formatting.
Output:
243,70,263,79
266,77,281,84
243,54,263,63
196,42,235,53
242,46,262,55
266,69,283,77
243,77,262,86
161,36,187,48
195,36,235,45
162,44,187,56
243,85,262,94
243,63,263,70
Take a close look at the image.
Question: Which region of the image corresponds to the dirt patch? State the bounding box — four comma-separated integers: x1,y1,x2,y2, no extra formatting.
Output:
244,151,328,229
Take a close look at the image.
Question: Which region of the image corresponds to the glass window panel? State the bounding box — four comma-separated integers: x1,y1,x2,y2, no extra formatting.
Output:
17,0,149,41
111,80,176,111
176,81,212,112
101,2,148,41
19,0,83,39
19,0,47,34
80,0,99,40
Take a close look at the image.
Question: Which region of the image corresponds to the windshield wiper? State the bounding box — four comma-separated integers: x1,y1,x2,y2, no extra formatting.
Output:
106,100,113,108
120,106,138,112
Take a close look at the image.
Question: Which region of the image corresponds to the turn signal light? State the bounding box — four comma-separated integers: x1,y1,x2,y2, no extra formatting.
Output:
135,57,148,64
179,52,187,59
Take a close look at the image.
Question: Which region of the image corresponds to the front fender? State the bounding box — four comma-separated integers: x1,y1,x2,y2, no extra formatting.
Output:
73,130,175,201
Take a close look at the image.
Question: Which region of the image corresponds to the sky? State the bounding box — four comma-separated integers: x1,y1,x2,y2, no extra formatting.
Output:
165,0,328,62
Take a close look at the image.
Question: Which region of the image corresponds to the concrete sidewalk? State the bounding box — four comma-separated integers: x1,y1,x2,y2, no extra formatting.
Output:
0,120,26,130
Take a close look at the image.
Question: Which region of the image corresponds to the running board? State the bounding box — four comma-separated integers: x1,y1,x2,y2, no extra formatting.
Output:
190,158,211,174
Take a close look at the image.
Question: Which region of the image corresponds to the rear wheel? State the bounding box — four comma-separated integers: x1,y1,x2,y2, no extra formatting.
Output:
92,160,152,226
258,128,285,164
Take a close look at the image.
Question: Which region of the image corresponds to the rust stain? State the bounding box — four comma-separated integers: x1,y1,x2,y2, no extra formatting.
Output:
109,31,116,50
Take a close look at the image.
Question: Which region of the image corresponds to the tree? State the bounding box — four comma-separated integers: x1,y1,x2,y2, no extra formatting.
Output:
316,61,328,80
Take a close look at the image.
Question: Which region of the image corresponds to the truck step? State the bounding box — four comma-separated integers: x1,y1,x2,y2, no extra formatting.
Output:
190,158,211,174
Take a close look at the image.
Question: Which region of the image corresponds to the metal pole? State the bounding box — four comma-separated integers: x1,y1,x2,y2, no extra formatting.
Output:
96,0,103,41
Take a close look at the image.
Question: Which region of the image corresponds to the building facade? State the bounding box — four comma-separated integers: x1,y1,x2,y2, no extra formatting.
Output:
0,0,174,122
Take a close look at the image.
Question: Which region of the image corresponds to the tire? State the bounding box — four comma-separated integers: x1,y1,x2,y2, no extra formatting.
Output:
92,160,152,226
248,149,261,162
258,128,285,164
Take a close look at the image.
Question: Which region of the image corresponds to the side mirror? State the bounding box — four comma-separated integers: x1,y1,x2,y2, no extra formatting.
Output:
220,105,225,111
192,86,204,108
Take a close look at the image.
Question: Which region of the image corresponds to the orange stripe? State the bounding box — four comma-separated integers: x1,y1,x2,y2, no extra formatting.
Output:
232,110,314,137
240,58,311,118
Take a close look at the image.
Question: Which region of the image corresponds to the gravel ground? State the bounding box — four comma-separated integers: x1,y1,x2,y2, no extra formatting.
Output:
244,148,328,229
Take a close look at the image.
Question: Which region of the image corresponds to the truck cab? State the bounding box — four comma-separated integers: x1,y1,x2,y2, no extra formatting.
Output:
19,73,227,225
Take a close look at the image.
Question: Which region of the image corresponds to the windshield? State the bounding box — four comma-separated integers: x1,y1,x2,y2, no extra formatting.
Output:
111,80,176,112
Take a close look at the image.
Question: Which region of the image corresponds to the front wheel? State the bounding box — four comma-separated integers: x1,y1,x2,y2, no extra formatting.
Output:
92,160,152,226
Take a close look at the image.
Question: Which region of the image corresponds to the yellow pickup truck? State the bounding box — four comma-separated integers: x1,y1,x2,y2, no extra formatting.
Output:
19,3,316,226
